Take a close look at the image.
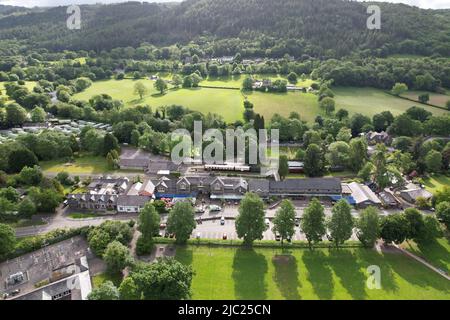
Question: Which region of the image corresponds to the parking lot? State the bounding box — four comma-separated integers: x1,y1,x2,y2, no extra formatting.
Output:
189,217,360,241
156,199,400,242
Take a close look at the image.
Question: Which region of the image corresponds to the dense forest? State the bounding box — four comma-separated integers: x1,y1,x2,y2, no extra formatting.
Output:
0,0,449,58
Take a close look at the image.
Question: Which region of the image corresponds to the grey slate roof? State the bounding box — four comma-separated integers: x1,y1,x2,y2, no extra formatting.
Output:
269,178,341,195
117,195,151,207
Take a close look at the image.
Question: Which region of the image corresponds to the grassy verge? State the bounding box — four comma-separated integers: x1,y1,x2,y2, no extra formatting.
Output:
67,212,101,219
153,237,363,249
401,237,450,273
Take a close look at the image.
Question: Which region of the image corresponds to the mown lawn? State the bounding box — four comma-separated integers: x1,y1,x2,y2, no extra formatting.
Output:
246,90,322,123
73,79,448,125
40,155,110,174
73,79,243,123
401,238,450,274
334,87,449,118
422,174,450,193
175,246,450,300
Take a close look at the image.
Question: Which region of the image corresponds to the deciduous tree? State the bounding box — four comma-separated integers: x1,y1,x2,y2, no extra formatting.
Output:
166,202,196,244
272,199,296,244
235,192,267,246
328,199,354,248
301,198,326,249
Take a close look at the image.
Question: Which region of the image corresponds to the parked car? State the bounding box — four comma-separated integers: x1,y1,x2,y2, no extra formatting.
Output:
220,216,225,225
209,205,222,212
222,233,227,240
196,232,201,239
159,223,167,229
295,218,300,227
62,200,69,208
265,218,270,226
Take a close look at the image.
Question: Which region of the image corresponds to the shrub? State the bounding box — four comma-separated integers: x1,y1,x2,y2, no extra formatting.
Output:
135,235,153,256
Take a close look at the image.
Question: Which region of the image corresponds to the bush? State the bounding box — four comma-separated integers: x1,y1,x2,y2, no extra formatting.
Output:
135,235,153,256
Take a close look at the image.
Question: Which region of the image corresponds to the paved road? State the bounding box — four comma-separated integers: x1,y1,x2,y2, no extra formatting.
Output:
15,207,137,237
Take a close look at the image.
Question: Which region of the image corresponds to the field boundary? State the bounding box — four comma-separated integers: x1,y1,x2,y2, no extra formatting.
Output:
198,85,240,90
385,91,449,111
153,237,363,249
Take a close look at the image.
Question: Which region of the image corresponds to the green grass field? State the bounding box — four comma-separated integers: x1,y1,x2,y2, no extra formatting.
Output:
175,246,450,300
40,155,110,174
73,78,449,125
401,238,450,274
334,87,449,118
401,90,450,108
422,174,450,193
246,90,322,123
200,74,316,89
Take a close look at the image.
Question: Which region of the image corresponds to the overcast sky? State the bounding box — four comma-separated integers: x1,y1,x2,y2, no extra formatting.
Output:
0,0,449,9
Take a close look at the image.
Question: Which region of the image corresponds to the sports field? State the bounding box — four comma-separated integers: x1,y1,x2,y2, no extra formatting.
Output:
175,246,450,300
246,90,322,122
72,78,321,123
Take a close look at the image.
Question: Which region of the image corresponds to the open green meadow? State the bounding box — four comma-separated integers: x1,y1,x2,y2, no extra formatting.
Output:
73,79,449,125
401,90,450,108
334,87,449,118
175,246,450,300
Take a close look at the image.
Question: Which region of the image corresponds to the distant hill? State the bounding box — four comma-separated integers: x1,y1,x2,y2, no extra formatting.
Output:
0,0,448,57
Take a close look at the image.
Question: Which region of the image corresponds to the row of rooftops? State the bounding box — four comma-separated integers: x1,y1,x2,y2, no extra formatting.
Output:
68,176,344,207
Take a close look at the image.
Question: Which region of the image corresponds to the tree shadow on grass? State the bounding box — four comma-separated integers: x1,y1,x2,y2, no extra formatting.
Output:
414,239,450,273
272,254,301,300
174,245,193,267
328,249,368,300
384,250,450,293
151,92,168,98
356,249,399,294
232,248,268,300
302,250,334,300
